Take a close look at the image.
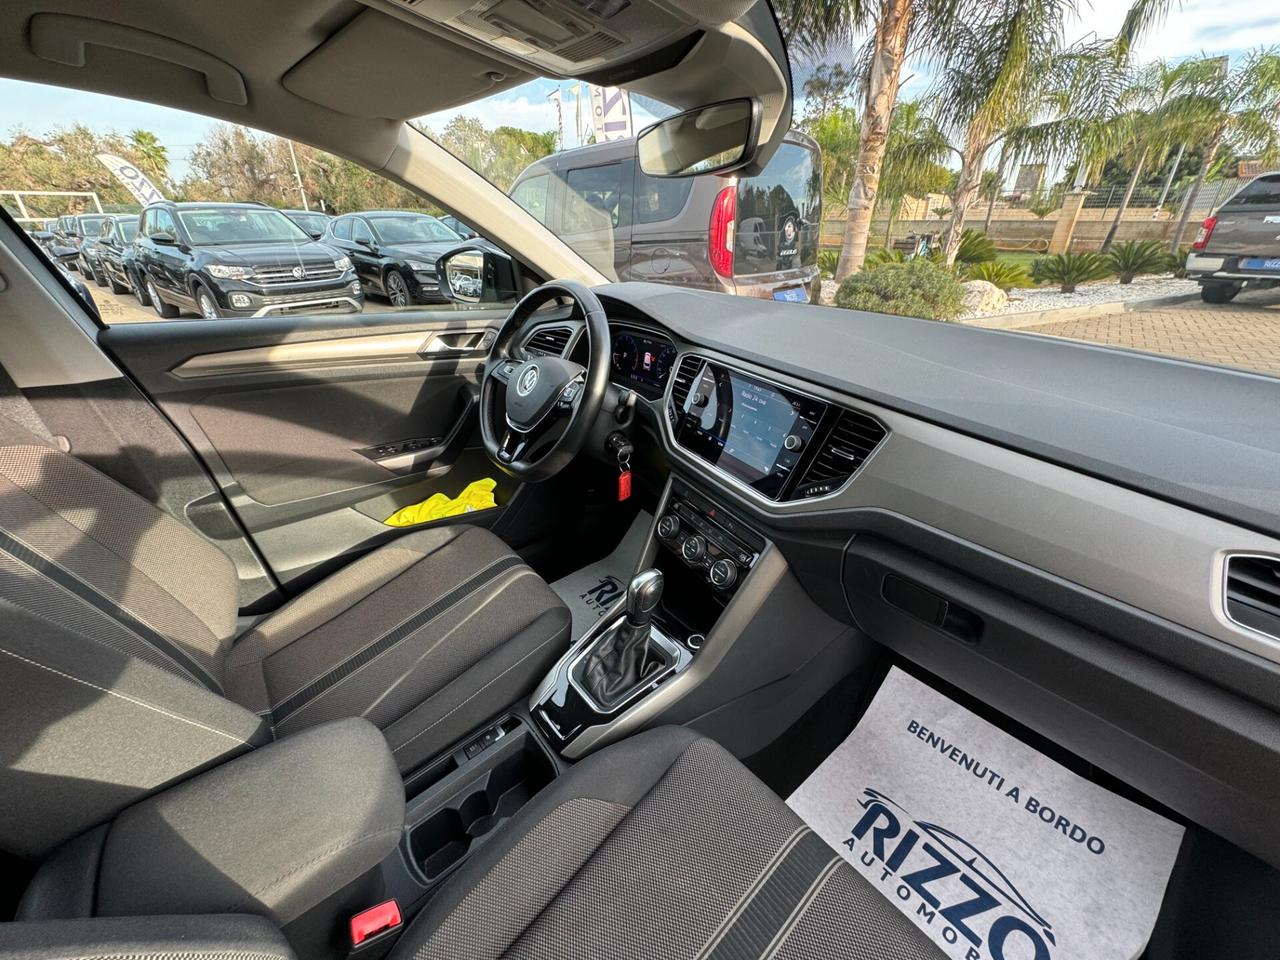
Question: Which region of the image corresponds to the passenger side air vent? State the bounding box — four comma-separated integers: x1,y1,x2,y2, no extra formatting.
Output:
793,408,888,498
670,356,701,408
1225,555,1280,640
524,326,572,357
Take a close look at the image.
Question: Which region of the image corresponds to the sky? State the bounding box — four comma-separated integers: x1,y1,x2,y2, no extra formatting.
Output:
0,0,1275,181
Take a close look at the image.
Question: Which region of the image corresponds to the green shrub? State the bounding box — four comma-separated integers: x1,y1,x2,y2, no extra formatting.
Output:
964,260,1034,291
864,248,909,270
1105,240,1167,284
834,257,967,321
1030,252,1112,293
1165,246,1190,278
955,228,997,266
817,249,839,279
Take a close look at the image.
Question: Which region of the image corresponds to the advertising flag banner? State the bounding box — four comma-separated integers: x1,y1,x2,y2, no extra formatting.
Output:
96,154,165,205
588,85,633,142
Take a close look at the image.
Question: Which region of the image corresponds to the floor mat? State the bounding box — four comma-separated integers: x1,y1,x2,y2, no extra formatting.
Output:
550,511,651,639
788,667,1184,960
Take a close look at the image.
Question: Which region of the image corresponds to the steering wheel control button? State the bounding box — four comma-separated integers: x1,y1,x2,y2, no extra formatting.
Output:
709,559,739,589
657,514,681,540
681,535,706,563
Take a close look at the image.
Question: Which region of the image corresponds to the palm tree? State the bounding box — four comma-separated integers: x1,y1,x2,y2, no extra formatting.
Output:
128,129,169,186
778,0,1177,275
1167,49,1280,252
777,0,945,280
878,100,951,247
932,0,1103,266
1099,60,1209,250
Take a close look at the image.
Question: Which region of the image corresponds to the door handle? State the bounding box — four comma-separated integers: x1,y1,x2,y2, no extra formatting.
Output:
419,330,496,356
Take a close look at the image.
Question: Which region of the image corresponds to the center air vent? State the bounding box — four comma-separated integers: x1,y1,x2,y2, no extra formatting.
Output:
524,326,572,357
1225,555,1280,641
669,355,701,408
793,408,888,498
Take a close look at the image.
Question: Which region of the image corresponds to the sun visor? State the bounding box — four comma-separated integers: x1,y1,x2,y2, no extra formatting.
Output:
282,8,530,120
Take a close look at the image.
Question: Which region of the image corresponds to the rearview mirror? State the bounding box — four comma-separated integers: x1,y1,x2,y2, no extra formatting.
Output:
437,243,517,305
636,98,760,178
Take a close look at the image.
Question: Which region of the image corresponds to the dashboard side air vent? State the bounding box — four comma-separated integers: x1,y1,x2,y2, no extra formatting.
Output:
669,355,701,409
1225,555,1280,641
524,326,573,357
794,408,888,498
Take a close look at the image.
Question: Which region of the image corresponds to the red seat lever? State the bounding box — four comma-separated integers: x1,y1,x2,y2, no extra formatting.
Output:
350,899,402,946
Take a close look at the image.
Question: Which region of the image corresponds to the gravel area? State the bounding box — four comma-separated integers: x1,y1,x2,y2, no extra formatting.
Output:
819,274,1199,314
962,274,1200,319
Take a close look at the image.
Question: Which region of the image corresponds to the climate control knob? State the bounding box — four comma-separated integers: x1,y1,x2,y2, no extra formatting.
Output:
784,434,804,451
709,558,739,589
657,514,681,541
681,535,706,563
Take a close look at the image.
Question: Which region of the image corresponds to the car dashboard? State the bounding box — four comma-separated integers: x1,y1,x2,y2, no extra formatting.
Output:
511,281,1280,873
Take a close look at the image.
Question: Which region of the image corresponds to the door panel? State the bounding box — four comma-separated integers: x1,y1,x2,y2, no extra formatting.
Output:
101,309,515,590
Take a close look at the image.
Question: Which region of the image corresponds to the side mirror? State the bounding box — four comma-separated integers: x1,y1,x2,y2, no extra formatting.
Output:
150,233,177,246
356,237,376,252
308,231,323,240
636,98,761,178
437,243,517,305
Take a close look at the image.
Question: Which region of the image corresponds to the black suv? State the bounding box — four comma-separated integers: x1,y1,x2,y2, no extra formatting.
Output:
323,211,461,305
134,201,363,319
282,208,333,239
94,214,142,296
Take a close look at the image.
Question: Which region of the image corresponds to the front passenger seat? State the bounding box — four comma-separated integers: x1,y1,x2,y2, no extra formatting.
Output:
0,412,570,859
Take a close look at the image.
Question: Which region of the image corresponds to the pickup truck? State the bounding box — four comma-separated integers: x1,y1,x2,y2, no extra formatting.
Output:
1185,171,1280,302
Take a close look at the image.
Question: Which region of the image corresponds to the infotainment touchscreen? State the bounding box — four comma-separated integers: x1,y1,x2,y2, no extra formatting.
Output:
675,361,825,499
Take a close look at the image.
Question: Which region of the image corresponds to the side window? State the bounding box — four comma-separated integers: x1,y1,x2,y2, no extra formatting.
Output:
1232,176,1280,206
139,211,153,237
351,219,373,244
564,164,623,233
152,209,177,240
332,217,352,241
511,174,549,225
634,172,693,224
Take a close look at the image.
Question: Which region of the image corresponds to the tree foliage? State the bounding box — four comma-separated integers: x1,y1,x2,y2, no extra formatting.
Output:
0,124,160,215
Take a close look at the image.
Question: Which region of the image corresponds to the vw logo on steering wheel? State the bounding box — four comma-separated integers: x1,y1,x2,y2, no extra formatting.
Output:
515,364,540,396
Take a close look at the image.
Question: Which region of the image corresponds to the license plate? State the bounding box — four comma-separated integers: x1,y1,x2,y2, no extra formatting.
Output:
1243,258,1280,271
772,286,808,303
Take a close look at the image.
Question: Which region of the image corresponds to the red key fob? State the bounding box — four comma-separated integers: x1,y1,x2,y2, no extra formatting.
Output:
617,470,632,502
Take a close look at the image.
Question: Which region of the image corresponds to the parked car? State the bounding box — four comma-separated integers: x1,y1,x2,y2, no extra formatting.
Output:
96,214,145,297
508,129,822,302
53,213,112,272
322,210,462,305
438,214,478,239
134,201,363,319
282,208,333,239
1186,171,1280,302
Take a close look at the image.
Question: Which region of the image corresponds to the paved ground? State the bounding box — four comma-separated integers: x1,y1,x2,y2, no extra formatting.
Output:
1023,287,1280,375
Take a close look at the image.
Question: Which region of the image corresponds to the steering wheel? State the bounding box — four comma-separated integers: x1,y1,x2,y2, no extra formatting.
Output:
480,280,611,481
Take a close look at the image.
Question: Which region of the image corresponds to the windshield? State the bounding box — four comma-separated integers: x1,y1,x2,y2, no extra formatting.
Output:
119,220,138,242
290,213,331,234
79,215,109,234
370,215,459,245
177,208,310,245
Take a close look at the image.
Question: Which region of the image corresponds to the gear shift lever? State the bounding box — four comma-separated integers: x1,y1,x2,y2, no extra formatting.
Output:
583,569,664,708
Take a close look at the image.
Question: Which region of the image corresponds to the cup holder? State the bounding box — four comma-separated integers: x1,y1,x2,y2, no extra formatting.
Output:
407,731,554,884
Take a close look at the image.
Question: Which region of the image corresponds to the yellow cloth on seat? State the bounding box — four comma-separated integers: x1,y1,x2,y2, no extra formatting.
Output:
384,478,498,527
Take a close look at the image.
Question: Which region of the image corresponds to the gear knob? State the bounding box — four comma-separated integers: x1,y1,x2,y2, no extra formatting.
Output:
625,569,664,626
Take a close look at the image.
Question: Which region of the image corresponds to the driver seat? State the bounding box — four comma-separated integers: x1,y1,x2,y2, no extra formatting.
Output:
0,411,571,857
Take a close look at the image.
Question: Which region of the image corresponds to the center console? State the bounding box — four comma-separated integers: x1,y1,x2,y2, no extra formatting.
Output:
530,476,772,756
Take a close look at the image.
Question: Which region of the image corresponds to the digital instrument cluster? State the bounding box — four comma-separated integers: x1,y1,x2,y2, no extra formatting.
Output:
610,328,678,400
